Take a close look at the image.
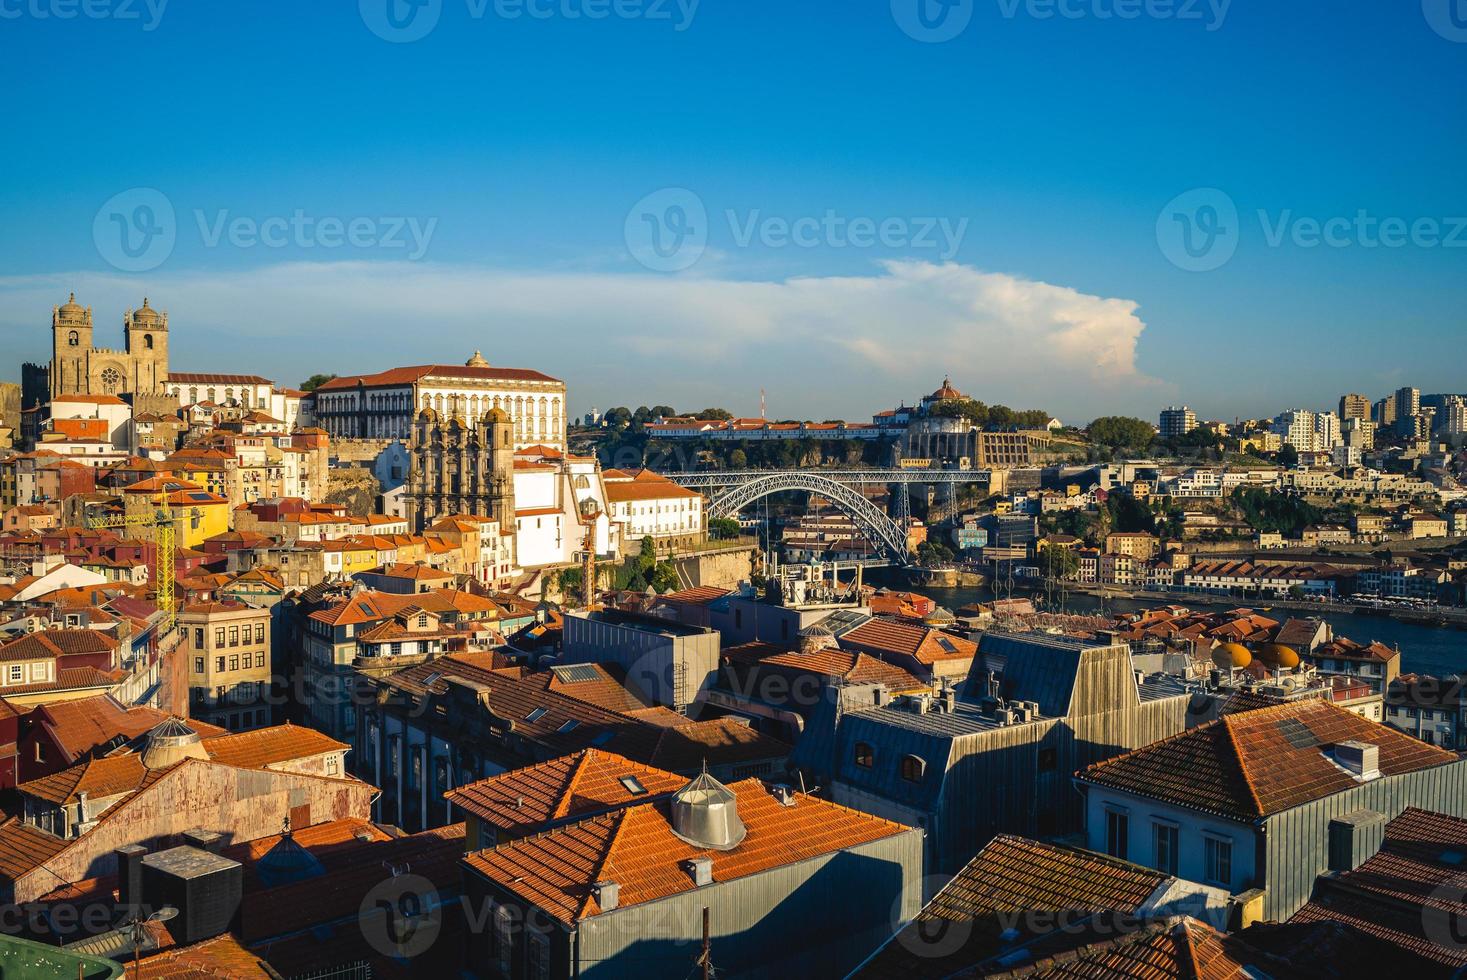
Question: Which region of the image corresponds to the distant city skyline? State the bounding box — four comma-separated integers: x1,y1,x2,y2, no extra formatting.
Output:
3,3,1465,422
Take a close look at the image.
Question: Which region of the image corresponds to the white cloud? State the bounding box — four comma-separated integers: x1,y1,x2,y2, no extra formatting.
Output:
0,260,1167,420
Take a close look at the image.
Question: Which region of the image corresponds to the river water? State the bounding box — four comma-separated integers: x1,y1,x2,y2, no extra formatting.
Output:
884,579,1467,679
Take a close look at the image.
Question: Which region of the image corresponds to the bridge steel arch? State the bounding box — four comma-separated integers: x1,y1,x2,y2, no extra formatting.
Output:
706,472,910,561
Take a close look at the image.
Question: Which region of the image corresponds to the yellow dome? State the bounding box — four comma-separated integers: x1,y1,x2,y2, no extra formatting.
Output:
58,292,85,316
418,407,439,422
484,407,510,424
1258,643,1301,669
466,350,489,368
1212,642,1252,669
132,297,162,323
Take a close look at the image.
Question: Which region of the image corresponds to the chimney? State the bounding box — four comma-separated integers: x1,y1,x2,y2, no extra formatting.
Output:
940,687,956,714
1333,740,1380,781
182,828,224,854
591,880,619,911
116,844,148,912
872,685,889,707
1328,809,1388,872
684,857,714,887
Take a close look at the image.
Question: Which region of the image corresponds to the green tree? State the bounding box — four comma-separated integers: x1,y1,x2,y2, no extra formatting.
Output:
1039,544,1080,581
728,448,748,469
300,373,337,392
1088,416,1157,453
1277,444,1300,468
709,517,742,539
650,405,677,420
695,407,733,420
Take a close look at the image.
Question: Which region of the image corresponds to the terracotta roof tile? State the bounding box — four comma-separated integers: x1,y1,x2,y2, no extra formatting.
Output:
1080,700,1457,820
463,778,911,925
446,749,687,833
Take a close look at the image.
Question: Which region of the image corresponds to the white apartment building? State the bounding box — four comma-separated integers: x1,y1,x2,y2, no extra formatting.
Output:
1158,405,1197,440
603,469,706,550
1313,411,1341,450
313,355,567,450
166,372,308,430
512,448,617,570
1273,409,1316,452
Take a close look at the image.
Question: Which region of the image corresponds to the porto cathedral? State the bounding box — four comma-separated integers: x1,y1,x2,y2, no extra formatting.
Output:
47,293,170,398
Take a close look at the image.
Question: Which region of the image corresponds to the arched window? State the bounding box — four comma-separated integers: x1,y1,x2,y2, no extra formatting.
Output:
67,331,79,346
854,742,874,768
143,334,154,349
900,755,926,783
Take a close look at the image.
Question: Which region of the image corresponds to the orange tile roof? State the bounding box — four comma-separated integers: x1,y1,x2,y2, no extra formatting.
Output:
238,823,466,946
0,818,68,881
31,696,176,764
20,753,158,806
839,619,977,665
1080,699,1457,820
463,778,912,925
201,724,348,770
316,364,561,390
137,932,276,978
446,749,688,833
0,629,114,663
857,834,1170,979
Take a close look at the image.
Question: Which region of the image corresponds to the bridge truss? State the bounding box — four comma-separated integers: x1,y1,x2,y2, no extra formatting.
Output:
667,469,991,562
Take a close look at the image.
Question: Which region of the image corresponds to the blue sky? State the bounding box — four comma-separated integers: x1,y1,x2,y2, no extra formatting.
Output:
2,0,1465,422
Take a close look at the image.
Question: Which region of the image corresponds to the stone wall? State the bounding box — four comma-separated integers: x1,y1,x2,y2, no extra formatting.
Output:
331,438,395,463
668,546,756,591
326,466,381,517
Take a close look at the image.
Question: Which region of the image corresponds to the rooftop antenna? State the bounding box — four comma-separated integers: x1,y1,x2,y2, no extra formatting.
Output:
760,388,766,421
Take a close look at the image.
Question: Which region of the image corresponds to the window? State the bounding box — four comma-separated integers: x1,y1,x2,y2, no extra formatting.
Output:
194,657,204,674
1105,808,1129,860
255,652,265,668
215,657,225,672
494,905,514,975
194,628,204,648
854,742,874,768
215,628,226,647
619,775,649,796
6,665,20,684
1153,822,1179,875
229,656,239,671
417,614,429,628
255,623,266,643
528,930,551,980
1205,836,1233,888
229,626,240,646
900,755,925,783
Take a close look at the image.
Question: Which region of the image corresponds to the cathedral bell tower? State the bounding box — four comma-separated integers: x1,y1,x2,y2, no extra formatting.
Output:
124,297,169,394
51,293,93,396
484,406,517,526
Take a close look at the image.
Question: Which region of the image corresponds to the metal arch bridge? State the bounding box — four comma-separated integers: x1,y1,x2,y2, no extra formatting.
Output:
664,468,991,562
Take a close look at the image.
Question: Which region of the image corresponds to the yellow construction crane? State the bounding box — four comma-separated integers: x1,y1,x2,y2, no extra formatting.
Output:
87,493,179,632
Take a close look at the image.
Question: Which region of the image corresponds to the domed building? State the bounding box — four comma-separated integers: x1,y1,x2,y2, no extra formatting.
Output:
45,293,170,399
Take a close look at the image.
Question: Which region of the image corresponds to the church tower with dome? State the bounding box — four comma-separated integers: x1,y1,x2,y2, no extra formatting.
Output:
404,402,518,535
48,293,170,400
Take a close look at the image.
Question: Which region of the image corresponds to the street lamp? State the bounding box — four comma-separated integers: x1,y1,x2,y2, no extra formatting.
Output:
125,905,177,977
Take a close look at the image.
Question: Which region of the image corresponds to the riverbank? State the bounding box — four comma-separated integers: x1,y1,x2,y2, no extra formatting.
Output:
874,570,1467,679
